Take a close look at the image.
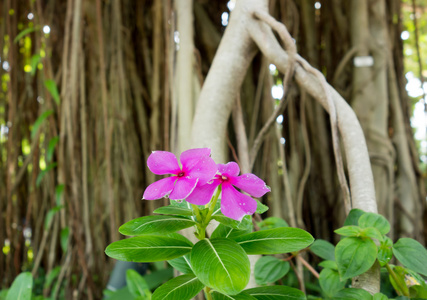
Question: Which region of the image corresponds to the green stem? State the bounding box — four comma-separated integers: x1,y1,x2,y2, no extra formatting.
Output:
385,263,409,297
204,286,212,300
192,204,202,222
204,185,222,224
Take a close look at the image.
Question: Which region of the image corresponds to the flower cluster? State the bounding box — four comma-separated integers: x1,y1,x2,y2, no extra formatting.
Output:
142,148,270,220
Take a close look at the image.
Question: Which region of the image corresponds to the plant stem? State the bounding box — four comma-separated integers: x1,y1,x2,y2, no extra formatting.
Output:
385,263,409,297
204,286,212,300
204,185,222,224
296,255,319,279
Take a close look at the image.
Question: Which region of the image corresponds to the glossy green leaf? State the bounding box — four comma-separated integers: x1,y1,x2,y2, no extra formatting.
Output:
44,79,60,105
392,238,427,276
211,223,252,239
319,260,338,270
388,265,410,296
119,215,196,236
6,272,33,300
105,235,192,262
190,238,250,295
254,256,290,285
310,239,335,261
335,237,377,280
144,268,174,290
373,293,389,300
257,217,289,230
255,200,269,214
360,227,383,241
344,209,366,226
153,205,194,216
31,110,54,139
245,286,306,300
233,227,314,255
167,255,193,274
334,226,362,237
126,269,151,298
333,288,372,300
319,268,346,298
211,291,257,300
377,237,393,266
151,274,204,300
358,212,390,235
212,214,252,230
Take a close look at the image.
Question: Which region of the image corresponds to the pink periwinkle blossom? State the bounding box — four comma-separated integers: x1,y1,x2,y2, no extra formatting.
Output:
142,148,217,201
186,162,270,220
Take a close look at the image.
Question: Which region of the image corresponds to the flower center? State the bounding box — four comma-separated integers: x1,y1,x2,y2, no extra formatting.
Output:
178,171,185,177
221,175,229,181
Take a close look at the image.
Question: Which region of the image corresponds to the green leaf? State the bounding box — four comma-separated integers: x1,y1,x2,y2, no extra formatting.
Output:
44,266,61,290
255,200,269,214
344,209,366,226
144,268,174,290
335,237,377,280
60,227,69,252
55,184,65,206
190,238,250,295
44,80,60,105
6,272,33,300
31,110,54,139
105,235,192,262
151,274,204,300
30,54,41,76
377,237,393,267
167,255,193,274
254,256,290,285
257,217,289,230
14,27,38,43
46,137,59,162
233,227,314,255
410,285,427,299
358,212,390,235
392,238,427,276
360,227,383,241
36,162,57,187
333,288,372,300
319,268,346,298
211,291,257,300
373,293,389,300
44,206,63,230
310,239,335,261
211,223,252,239
245,286,306,300
334,226,362,237
212,214,253,230
153,205,194,216
319,260,338,270
126,269,151,298
119,215,196,236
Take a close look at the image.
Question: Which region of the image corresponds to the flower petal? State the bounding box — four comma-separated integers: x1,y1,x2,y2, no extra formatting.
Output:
181,148,217,184
147,151,180,175
169,177,199,200
218,162,240,177
221,183,257,221
142,176,176,200
230,174,270,197
186,180,221,205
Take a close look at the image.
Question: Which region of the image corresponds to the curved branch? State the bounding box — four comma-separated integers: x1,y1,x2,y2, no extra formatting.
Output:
247,17,377,214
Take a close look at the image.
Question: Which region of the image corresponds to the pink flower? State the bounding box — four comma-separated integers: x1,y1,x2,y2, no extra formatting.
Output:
142,148,217,201
186,162,270,220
